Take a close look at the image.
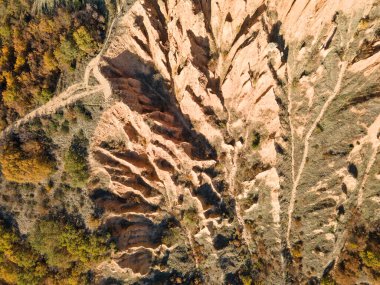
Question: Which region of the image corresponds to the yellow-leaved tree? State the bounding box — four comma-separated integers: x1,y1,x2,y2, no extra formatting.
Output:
0,139,56,184
73,26,97,54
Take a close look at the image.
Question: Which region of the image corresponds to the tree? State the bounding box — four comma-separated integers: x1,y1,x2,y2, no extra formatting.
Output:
73,26,97,54
42,51,58,73
54,38,78,70
0,213,111,285
0,140,56,184
0,221,48,285
29,219,109,271
0,0,107,119
64,130,89,187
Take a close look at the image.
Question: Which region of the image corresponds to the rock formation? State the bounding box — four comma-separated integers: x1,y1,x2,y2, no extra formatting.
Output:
85,0,380,283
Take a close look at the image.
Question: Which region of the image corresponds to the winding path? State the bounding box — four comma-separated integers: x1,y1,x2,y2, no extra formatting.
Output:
1,1,125,137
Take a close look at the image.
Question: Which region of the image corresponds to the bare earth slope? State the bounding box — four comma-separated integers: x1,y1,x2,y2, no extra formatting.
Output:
85,0,380,283
4,0,379,284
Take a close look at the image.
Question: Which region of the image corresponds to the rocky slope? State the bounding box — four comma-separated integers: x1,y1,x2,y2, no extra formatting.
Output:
84,0,380,283
1,0,379,284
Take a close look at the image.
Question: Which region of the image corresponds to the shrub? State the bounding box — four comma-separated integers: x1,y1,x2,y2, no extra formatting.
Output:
291,248,302,258
251,131,261,149
61,119,70,133
360,250,380,269
162,227,182,247
182,207,200,231
240,275,252,285
346,242,359,251
320,276,336,285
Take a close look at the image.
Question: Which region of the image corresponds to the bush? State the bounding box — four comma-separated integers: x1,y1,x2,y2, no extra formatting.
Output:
182,207,200,231
251,131,261,149
360,250,380,269
320,276,336,285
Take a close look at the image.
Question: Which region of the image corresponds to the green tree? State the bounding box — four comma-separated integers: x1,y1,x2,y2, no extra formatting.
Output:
29,219,109,270
0,222,48,285
64,130,89,187
42,51,58,73
73,26,97,54
0,215,111,285
54,38,78,70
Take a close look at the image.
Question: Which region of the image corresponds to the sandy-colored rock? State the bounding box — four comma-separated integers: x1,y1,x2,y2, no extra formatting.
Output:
86,0,380,283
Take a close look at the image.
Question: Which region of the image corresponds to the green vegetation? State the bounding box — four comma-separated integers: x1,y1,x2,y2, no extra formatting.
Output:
0,146,55,183
30,219,109,270
346,242,359,251
240,274,253,285
291,248,302,259
360,250,380,269
33,0,100,13
251,131,261,149
0,215,110,285
0,0,107,128
320,276,336,285
73,26,98,54
53,38,79,70
357,16,371,32
182,207,200,231
162,226,183,247
64,130,89,187
0,222,48,285
316,123,324,133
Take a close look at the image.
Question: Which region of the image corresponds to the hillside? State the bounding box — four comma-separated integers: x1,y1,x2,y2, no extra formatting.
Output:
0,0,379,284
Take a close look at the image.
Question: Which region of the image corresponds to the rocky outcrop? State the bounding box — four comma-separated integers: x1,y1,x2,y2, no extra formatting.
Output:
88,0,380,283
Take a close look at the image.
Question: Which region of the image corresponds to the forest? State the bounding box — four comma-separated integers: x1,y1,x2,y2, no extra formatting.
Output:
0,212,111,285
0,0,112,130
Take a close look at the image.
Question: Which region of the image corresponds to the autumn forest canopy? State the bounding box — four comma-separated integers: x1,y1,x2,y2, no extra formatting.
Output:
0,0,112,130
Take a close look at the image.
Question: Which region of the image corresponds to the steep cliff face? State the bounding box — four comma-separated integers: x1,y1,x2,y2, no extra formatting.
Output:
87,0,380,283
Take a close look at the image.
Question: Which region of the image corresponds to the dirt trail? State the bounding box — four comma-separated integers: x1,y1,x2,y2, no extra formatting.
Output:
357,113,380,206
1,1,123,137
286,61,348,248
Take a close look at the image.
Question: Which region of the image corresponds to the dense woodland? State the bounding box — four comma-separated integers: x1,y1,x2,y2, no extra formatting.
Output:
0,212,111,285
0,0,110,130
